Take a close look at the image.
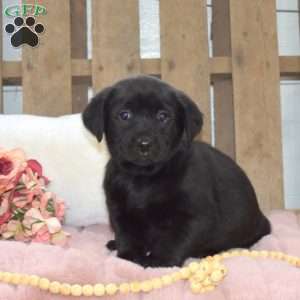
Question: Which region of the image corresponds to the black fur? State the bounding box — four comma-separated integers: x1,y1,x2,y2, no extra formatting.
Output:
82,75,271,267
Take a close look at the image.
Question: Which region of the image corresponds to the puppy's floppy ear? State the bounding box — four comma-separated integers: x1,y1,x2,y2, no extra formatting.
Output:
176,91,203,141
82,87,112,142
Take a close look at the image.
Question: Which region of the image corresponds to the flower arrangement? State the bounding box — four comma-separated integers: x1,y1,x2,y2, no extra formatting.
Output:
0,147,69,245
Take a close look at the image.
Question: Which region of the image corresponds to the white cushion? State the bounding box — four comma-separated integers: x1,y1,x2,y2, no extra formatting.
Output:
0,114,110,226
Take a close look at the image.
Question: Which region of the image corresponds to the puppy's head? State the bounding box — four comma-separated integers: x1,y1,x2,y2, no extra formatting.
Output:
82,76,202,170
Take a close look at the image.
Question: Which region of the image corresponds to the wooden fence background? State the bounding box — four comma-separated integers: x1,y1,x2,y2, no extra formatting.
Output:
1,0,300,212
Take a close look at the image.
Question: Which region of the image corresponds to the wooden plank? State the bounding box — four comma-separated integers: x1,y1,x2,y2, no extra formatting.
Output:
230,0,284,211
71,0,88,113
210,57,232,76
3,57,300,86
280,56,300,76
22,0,72,116
141,59,161,76
91,0,141,91
160,0,211,142
212,0,235,159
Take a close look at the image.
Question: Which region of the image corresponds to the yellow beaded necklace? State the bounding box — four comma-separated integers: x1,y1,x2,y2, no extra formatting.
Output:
0,249,299,296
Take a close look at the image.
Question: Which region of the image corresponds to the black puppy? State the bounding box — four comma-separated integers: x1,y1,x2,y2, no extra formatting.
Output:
82,75,270,267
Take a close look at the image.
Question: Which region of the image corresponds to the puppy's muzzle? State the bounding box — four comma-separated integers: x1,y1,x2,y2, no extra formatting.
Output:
136,136,152,157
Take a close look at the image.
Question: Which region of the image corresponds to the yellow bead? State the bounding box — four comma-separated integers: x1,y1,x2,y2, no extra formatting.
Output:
39,278,50,290
203,285,215,292
189,262,200,272
130,281,141,293
141,280,153,292
210,270,224,282
0,272,3,281
190,281,202,293
82,284,94,296
11,273,21,285
275,252,284,260
171,272,181,282
3,272,12,283
270,251,277,259
199,261,212,274
219,265,227,276
193,270,205,282
202,277,212,287
60,283,71,296
287,255,296,263
71,284,82,296
94,284,105,296
162,275,173,285
119,283,130,294
29,275,39,286
250,250,259,257
105,283,118,295
152,278,162,289
49,281,61,294
213,254,222,261
180,267,191,279
241,249,250,256
231,250,240,257
221,252,231,259
211,260,222,270
260,251,269,258
20,274,30,285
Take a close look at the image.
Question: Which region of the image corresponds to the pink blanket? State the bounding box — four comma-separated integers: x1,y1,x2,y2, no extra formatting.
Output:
0,210,300,300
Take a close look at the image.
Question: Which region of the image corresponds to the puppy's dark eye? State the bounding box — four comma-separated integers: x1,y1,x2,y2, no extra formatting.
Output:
119,111,132,121
157,111,170,123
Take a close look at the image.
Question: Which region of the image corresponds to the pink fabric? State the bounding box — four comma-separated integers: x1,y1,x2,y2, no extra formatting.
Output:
0,210,300,300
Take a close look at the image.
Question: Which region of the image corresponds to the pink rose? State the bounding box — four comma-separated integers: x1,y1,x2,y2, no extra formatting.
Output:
0,148,27,194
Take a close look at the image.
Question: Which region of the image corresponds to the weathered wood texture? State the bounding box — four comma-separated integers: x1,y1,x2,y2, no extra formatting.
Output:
160,0,211,142
71,0,88,113
91,0,141,93
1,57,300,84
22,0,72,116
230,0,284,211
212,0,235,159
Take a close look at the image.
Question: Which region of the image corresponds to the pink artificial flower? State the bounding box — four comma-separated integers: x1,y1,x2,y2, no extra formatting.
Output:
27,159,49,184
21,167,40,191
39,192,52,218
23,208,61,235
0,212,11,226
27,160,42,177
23,208,45,235
0,148,69,246
0,148,27,194
54,199,65,221
1,220,27,241
0,197,9,216
32,225,51,243
45,217,62,234
11,194,29,209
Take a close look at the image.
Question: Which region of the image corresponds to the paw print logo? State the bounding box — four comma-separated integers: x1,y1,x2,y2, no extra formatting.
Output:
5,16,45,48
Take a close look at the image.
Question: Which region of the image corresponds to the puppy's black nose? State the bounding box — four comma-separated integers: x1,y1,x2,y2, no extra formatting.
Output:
137,136,152,155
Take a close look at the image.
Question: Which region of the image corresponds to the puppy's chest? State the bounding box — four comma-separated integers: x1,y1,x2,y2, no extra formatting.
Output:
109,173,179,215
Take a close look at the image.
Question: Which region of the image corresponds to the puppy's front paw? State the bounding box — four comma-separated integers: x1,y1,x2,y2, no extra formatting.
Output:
106,240,117,251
